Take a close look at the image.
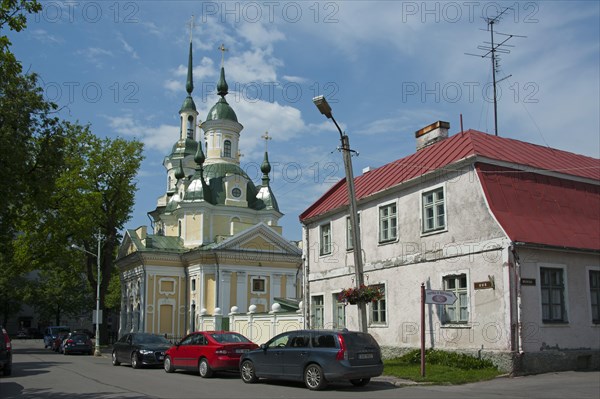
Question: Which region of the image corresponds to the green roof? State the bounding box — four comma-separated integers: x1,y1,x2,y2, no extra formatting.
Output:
206,98,238,122
169,138,198,159
180,95,197,113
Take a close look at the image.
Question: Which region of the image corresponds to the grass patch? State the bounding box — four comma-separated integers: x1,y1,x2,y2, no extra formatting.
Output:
383,349,503,384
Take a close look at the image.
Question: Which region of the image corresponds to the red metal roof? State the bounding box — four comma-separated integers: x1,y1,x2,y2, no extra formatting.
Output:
477,163,600,250
299,130,600,235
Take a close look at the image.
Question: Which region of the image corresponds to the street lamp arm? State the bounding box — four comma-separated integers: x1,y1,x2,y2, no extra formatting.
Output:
71,243,96,258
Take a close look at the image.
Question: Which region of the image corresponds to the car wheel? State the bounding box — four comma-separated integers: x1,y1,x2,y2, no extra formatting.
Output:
164,356,174,373
304,364,327,391
132,353,141,369
112,351,120,366
350,378,371,387
198,358,213,378
240,360,258,383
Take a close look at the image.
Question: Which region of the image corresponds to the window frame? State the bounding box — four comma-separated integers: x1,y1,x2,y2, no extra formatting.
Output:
588,268,600,325
442,273,470,325
311,295,325,329
421,184,447,235
346,213,361,251
369,283,387,327
223,139,232,158
319,222,332,256
333,293,346,329
539,264,569,324
250,277,266,294
378,201,398,244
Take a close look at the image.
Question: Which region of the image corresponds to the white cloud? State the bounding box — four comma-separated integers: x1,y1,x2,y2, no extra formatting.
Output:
120,37,139,59
106,115,178,153
30,29,63,44
77,47,114,67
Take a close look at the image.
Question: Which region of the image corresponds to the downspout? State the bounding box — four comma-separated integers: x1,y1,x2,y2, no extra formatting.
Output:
303,224,310,329
509,244,523,354
141,256,146,334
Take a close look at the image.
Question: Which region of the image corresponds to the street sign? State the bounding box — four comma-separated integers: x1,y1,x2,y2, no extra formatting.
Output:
424,289,457,305
92,310,103,324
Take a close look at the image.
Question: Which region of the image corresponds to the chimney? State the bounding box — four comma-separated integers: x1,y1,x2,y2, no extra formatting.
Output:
415,121,450,151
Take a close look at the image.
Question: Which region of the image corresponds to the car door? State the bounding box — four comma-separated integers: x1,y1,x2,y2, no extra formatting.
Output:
280,332,311,379
114,334,130,362
171,334,199,369
184,333,208,369
257,332,291,377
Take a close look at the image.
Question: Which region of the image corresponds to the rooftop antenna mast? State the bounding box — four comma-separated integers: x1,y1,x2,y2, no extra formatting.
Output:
466,8,526,136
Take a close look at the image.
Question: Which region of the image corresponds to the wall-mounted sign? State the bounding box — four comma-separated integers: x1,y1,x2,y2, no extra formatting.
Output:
521,278,536,286
474,281,493,290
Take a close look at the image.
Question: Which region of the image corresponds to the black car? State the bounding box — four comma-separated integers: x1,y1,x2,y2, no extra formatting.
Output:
112,333,172,369
240,329,383,390
0,326,12,376
62,333,93,355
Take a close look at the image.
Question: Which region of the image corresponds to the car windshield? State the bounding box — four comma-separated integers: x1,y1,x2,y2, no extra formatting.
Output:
344,332,379,348
135,334,170,345
210,333,250,343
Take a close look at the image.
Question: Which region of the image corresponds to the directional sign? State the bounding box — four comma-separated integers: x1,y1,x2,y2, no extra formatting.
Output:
424,290,457,305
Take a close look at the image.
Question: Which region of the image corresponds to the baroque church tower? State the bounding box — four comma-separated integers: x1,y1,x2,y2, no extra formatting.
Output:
116,32,301,338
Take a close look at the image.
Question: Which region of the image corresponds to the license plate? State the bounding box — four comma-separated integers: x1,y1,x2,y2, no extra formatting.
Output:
158,355,164,360
235,349,249,354
358,353,373,359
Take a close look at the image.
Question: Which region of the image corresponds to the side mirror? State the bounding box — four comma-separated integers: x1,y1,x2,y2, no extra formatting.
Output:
260,343,267,351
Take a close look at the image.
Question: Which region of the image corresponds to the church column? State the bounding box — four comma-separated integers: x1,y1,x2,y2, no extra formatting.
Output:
236,272,246,311
285,273,296,298
220,271,232,314
271,274,282,303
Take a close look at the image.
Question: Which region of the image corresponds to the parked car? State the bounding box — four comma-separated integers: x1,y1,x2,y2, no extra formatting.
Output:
239,329,383,390
52,331,70,352
112,333,172,369
62,333,93,355
0,326,12,376
164,331,258,377
44,326,70,349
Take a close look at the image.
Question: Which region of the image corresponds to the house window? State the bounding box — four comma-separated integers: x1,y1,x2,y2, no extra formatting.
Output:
224,140,232,157
333,294,346,328
422,187,445,233
320,223,331,255
443,274,469,324
346,214,361,250
191,279,196,291
312,295,324,329
178,220,182,238
251,277,266,293
590,270,600,324
379,203,397,242
370,284,386,325
541,267,567,323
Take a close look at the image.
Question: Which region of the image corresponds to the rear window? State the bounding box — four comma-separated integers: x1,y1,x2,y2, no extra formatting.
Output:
210,333,250,343
311,334,337,348
344,333,379,348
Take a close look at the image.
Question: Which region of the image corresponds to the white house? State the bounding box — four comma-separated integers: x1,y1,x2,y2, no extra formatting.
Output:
299,121,600,374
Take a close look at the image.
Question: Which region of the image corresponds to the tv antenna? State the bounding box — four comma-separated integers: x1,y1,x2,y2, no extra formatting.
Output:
466,8,526,136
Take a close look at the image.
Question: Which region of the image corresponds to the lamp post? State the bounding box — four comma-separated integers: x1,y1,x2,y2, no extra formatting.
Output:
71,229,103,356
313,95,368,333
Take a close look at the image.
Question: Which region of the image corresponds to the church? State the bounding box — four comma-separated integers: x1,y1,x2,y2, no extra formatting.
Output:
115,37,302,338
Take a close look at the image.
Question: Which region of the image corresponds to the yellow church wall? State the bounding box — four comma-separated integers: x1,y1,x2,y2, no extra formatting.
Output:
212,215,230,237
281,275,287,298
185,214,201,242
205,274,216,314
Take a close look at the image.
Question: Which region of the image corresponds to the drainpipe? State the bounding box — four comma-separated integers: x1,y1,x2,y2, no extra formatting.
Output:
213,252,220,309
184,263,189,336
303,225,310,329
509,244,523,353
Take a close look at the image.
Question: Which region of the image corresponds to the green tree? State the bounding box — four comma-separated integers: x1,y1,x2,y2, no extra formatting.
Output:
16,123,144,343
0,0,66,326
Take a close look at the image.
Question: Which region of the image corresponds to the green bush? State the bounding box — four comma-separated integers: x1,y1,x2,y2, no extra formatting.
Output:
400,349,497,370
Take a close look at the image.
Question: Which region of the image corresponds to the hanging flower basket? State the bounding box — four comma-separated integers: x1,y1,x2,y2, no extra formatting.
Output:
337,284,383,305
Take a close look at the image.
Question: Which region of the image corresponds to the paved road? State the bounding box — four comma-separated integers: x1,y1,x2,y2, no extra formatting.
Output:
1,339,598,399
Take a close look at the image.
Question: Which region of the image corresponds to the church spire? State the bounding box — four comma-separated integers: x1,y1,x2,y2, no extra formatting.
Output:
261,131,272,186
217,43,229,97
186,15,195,95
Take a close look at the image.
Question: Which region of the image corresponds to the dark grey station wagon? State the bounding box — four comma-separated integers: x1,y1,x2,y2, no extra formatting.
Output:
239,329,383,390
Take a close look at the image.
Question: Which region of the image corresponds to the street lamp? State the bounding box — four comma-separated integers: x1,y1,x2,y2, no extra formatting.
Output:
71,229,103,356
313,95,368,333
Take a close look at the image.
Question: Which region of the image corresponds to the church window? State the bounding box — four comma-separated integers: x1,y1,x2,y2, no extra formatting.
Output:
251,277,266,293
178,220,182,238
187,115,194,139
224,140,232,157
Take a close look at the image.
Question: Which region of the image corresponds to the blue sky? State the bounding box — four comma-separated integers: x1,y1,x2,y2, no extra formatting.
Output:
8,1,600,241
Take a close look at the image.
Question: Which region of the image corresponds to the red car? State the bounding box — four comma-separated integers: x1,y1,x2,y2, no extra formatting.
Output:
164,331,258,378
